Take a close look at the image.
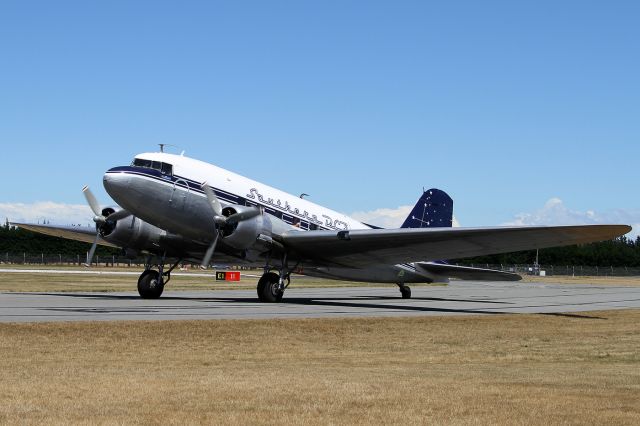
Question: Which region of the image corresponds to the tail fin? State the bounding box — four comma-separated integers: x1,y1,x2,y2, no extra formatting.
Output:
401,188,453,229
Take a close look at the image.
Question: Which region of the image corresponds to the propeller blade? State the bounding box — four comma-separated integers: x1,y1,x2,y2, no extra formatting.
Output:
82,186,102,217
107,209,131,222
225,207,261,225
200,231,220,269
84,233,100,267
201,182,223,217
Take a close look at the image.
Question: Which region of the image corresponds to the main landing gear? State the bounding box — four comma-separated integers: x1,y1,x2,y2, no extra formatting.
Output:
137,255,181,299
398,283,412,299
257,272,284,302
257,253,295,303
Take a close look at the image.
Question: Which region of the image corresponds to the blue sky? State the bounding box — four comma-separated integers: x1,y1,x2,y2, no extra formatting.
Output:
1,1,638,234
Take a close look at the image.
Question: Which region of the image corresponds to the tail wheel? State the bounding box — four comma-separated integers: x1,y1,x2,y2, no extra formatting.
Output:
138,270,164,299
400,285,411,299
257,272,283,303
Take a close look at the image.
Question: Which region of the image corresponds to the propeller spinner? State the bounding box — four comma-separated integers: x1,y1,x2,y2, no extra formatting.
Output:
199,181,261,268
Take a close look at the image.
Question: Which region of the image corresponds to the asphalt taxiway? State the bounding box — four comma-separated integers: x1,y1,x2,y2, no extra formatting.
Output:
1,280,640,322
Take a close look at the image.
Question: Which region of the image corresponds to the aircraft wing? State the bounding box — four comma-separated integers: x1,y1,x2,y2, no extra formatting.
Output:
11,223,118,248
279,225,631,268
415,262,522,281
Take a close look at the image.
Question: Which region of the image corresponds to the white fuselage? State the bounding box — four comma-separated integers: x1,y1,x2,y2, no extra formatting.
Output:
123,152,369,232
103,152,434,283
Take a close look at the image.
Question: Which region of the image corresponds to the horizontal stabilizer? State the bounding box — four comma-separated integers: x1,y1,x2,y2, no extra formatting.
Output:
415,262,522,281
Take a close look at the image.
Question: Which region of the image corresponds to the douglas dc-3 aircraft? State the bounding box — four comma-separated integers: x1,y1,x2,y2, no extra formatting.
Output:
16,151,631,301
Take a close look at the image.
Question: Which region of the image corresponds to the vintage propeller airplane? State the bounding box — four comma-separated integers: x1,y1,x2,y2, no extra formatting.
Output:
15,150,631,301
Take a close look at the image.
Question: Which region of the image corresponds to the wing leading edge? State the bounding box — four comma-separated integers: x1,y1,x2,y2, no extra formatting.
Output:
11,223,117,248
279,224,631,268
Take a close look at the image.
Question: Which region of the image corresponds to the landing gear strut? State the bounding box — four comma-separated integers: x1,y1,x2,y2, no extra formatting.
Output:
398,283,412,299
137,255,181,299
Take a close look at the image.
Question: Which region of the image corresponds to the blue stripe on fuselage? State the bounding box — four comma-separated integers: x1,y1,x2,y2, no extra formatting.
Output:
106,166,331,230
107,166,424,274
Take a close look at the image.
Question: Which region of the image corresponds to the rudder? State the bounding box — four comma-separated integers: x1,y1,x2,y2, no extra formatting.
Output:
400,188,453,228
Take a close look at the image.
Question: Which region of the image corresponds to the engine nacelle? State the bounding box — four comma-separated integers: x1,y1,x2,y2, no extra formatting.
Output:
221,206,271,251
100,209,165,252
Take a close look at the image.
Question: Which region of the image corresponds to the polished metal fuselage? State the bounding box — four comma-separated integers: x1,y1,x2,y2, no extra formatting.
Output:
103,155,436,284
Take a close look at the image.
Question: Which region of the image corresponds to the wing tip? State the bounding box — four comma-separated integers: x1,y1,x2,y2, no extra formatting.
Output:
594,224,632,239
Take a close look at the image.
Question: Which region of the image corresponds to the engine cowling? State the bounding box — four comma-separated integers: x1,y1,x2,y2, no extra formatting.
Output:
98,207,165,252
220,205,271,251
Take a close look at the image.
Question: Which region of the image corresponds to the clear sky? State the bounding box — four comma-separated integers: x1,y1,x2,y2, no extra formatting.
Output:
1,1,638,235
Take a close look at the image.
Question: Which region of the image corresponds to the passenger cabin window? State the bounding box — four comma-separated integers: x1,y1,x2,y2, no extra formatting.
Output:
131,158,173,176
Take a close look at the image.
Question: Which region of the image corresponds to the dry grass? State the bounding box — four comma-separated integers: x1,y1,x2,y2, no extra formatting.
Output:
0,267,443,293
0,310,639,424
1,266,639,294
0,269,229,292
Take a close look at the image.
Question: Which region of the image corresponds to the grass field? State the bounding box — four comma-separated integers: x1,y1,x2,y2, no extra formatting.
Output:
0,265,639,294
0,266,446,293
0,310,639,424
1,267,639,423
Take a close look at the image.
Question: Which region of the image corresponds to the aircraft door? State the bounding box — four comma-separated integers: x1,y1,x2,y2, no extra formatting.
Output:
169,179,190,211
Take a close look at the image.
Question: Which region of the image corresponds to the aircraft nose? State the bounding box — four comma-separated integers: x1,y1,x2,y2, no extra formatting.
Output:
103,167,131,201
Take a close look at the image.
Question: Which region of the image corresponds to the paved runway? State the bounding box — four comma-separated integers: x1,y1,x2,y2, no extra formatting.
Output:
1,280,640,322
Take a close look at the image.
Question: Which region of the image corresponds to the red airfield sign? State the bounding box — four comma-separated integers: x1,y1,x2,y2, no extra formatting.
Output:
216,271,241,281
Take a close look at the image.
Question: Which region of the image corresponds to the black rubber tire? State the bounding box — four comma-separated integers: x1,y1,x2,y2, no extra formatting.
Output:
257,272,283,303
400,286,412,299
137,270,164,299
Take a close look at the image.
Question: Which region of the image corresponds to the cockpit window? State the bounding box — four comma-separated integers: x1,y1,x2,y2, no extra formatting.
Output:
132,158,173,176
132,158,151,168
161,162,173,175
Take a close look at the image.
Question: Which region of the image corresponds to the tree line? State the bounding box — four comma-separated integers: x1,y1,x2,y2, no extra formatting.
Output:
456,235,640,266
0,222,118,257
2,221,640,266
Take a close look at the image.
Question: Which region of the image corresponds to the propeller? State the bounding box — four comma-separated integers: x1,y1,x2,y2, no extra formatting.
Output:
82,185,131,267
86,233,100,268
200,231,220,270
199,181,261,269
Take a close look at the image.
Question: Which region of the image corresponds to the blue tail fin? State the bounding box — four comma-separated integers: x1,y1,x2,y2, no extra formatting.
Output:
401,188,453,228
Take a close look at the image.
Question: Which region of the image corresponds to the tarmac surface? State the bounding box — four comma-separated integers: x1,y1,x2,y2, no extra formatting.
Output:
1,280,640,322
